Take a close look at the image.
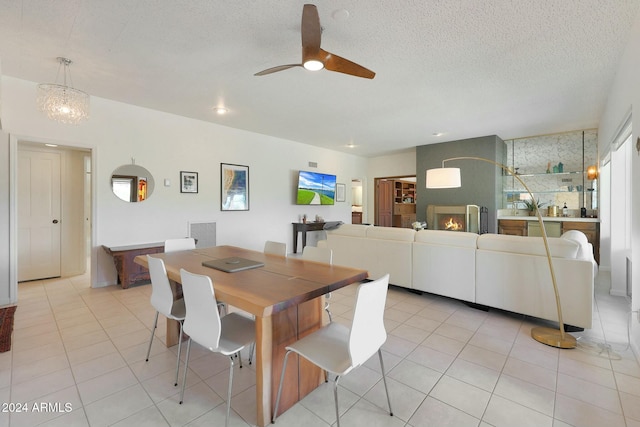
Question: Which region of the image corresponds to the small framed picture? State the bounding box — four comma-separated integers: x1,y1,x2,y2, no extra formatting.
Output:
221,163,249,210
336,183,346,202
180,171,198,193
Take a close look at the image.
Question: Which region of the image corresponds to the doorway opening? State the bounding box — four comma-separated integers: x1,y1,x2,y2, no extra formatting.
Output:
351,179,364,224
374,175,416,227
17,141,92,283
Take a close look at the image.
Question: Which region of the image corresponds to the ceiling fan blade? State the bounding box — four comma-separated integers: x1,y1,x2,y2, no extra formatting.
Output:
321,49,375,79
254,64,302,76
301,4,321,59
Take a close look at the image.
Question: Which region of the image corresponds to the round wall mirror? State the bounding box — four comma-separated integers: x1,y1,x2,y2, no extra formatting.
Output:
111,164,155,202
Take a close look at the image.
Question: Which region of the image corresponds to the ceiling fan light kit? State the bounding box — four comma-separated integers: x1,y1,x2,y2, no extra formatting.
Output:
303,59,324,71
255,4,375,79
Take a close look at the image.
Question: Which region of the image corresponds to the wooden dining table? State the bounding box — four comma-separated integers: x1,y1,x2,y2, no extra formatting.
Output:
134,245,368,427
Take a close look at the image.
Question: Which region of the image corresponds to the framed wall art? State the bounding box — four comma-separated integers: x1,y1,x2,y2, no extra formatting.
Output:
180,171,198,193
221,163,249,211
335,183,346,202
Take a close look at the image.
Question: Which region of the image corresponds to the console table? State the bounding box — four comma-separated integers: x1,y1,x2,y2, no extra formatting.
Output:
103,242,164,288
292,222,326,253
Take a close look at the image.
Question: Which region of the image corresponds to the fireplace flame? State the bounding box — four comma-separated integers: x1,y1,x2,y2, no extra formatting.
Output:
444,217,464,231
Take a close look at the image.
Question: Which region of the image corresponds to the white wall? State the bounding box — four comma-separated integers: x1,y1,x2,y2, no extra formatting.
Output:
598,9,640,355
599,163,611,269
1,76,367,293
0,130,11,306
610,140,631,296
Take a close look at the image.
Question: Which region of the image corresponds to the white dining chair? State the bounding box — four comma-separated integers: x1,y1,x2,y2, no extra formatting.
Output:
264,240,287,256
302,246,334,321
272,274,393,427
178,269,255,427
301,245,332,264
145,255,186,387
165,237,227,316
164,237,196,252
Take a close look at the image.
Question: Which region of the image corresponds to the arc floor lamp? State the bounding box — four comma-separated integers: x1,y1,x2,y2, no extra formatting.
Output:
426,156,576,349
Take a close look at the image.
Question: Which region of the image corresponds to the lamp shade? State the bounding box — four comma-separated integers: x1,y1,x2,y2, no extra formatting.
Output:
586,165,598,180
426,168,461,189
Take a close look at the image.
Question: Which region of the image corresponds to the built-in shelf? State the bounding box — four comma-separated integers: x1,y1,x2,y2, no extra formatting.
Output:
393,180,416,228
505,171,584,178
394,180,416,204
503,130,598,211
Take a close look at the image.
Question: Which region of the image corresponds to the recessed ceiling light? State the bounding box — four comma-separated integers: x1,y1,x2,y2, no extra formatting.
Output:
213,107,228,115
332,9,350,20
346,143,357,148
432,132,444,137
45,143,58,147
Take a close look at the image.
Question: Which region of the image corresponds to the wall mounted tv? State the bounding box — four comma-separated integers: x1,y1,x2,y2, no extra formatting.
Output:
296,170,337,205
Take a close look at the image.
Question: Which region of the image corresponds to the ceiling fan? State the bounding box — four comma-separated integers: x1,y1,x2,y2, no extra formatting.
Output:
254,4,375,79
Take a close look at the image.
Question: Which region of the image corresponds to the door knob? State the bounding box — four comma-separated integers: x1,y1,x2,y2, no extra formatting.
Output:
52,219,59,224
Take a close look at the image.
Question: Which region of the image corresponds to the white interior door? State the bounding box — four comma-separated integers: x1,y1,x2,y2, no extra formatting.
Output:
18,149,61,281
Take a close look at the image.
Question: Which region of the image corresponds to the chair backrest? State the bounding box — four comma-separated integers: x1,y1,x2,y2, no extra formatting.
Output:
180,269,222,351
349,274,389,366
165,238,196,253
264,241,287,257
302,246,333,264
147,255,174,315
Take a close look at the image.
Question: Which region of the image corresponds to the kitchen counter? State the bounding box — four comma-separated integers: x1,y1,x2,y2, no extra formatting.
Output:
497,215,599,223
497,214,600,263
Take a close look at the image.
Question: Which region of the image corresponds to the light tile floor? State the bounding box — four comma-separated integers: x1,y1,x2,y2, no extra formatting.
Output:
1,269,639,427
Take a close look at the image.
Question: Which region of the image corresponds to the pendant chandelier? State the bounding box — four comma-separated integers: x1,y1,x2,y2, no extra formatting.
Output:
37,57,90,124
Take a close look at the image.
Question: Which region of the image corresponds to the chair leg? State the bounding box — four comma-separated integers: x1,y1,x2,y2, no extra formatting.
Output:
179,338,192,404
378,349,394,416
248,342,255,365
248,314,257,365
217,302,226,316
325,293,333,322
145,311,159,362
174,320,184,386
333,375,342,427
225,356,235,427
271,350,292,424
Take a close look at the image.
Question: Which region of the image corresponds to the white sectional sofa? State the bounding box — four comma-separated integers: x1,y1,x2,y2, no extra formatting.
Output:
317,224,596,329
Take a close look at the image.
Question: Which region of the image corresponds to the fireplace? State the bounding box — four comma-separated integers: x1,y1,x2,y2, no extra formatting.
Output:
426,205,480,233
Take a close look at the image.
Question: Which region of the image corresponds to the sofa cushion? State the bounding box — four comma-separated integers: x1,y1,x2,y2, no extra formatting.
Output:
323,224,413,288
413,231,476,302
477,233,579,259
561,230,591,259
562,230,598,275
366,226,416,242
414,230,478,248
325,223,370,237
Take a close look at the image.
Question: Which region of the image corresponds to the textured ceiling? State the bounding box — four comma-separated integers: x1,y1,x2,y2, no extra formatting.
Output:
0,0,638,157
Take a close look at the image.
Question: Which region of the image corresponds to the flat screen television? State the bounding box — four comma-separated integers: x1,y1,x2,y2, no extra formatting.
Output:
296,170,336,205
